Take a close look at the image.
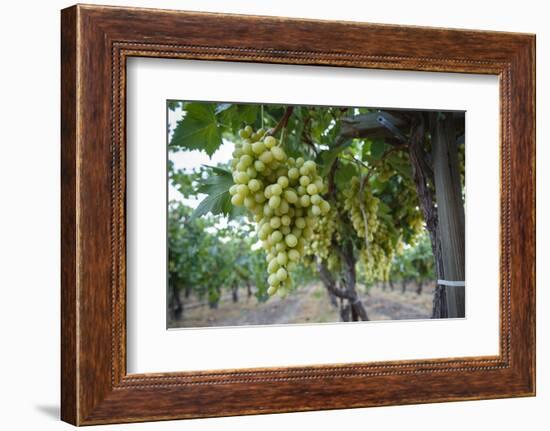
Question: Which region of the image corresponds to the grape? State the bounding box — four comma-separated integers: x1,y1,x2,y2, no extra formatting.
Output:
267,285,278,296
271,230,283,243
230,126,330,296
271,183,283,196
263,205,273,217
259,151,274,164
276,267,288,281
306,184,318,195
270,217,281,229
267,274,279,286
310,194,321,205
269,195,281,209
295,217,306,229
241,142,252,155
314,179,324,192
234,172,249,184
244,197,255,209
278,200,289,214
254,160,265,172
252,141,266,154
291,227,302,239
231,194,244,206
264,136,277,149
288,249,300,262
285,234,298,248
277,176,289,188
240,154,253,167
267,259,279,274
276,252,288,265
288,168,299,180
304,160,316,172
300,195,310,207
299,176,311,187
246,166,257,178
271,146,286,161
248,179,261,192
237,184,249,196
239,127,251,139
275,242,286,252
283,190,298,204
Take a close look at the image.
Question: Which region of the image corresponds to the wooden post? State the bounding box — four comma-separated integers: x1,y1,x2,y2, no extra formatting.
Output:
431,113,465,318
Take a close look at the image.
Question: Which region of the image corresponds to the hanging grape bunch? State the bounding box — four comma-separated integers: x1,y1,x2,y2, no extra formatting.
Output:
229,125,330,296
342,176,393,283
306,203,339,264
343,176,380,242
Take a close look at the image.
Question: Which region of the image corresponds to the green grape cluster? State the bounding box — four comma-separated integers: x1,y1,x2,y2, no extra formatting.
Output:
358,221,395,283
304,196,344,273
341,176,407,284
229,125,330,296
359,244,393,282
326,253,342,273
306,202,339,262
392,182,425,240
343,176,380,242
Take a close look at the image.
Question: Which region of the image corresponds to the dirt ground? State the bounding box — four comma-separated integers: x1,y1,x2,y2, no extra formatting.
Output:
168,282,435,329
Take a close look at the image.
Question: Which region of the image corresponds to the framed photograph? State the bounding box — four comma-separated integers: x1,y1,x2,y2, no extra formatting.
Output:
61,4,536,425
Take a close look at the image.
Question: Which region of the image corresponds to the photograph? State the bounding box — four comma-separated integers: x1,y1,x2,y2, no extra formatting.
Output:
166,101,466,329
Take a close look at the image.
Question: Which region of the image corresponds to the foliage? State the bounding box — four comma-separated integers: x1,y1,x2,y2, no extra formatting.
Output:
388,231,435,284
168,201,269,305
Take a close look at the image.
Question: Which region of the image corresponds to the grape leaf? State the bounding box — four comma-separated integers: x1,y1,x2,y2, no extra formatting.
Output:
170,103,222,157
386,153,412,179
192,167,245,220
192,168,233,218
285,111,306,158
370,139,387,160
361,140,372,160
334,161,359,189
238,104,259,125
218,104,259,130
316,138,353,175
378,200,391,215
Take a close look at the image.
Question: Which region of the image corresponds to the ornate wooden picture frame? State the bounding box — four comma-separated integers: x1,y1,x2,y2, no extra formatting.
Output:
61,4,535,425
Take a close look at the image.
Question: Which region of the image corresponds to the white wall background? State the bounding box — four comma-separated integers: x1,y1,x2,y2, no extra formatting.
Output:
0,0,546,429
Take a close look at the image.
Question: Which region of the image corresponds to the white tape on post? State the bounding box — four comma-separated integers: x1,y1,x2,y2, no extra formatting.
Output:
437,280,466,287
